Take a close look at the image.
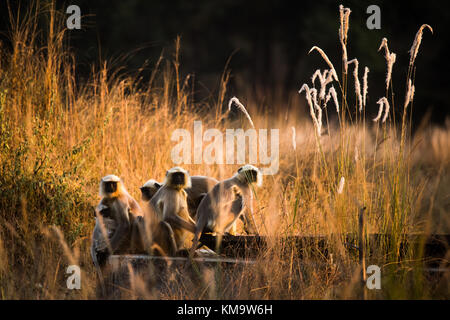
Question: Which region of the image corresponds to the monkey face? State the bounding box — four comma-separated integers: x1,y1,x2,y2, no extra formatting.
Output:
140,180,162,201
140,187,155,201
104,181,118,194
238,168,258,183
237,165,262,186
245,169,259,183
170,171,187,187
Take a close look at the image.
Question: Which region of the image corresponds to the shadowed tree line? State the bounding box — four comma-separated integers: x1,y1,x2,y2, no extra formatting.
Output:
1,0,448,126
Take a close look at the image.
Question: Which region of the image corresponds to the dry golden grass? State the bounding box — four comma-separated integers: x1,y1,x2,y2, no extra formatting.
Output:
0,2,448,299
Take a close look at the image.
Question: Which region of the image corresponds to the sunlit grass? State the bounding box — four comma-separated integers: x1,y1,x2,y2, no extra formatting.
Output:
0,1,448,299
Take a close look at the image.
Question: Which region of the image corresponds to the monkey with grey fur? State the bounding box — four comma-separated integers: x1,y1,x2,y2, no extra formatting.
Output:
90,175,144,295
149,167,196,253
191,165,262,253
141,176,218,216
91,175,144,265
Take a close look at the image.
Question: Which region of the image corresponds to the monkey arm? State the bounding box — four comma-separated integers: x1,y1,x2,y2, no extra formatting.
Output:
108,207,131,253
109,221,130,253
128,197,143,216
164,210,196,233
241,190,259,234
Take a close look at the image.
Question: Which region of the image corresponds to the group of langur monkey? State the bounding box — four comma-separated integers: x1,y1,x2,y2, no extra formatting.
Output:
90,164,263,276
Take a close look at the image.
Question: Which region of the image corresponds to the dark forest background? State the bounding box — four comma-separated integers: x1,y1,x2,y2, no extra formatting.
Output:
1,0,449,127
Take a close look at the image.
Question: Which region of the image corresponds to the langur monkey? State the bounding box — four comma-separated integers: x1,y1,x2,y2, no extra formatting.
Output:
149,167,196,253
139,179,162,202
140,175,256,235
140,176,218,217
184,175,255,234
140,175,217,255
191,165,262,253
185,176,219,217
91,175,144,283
139,179,178,256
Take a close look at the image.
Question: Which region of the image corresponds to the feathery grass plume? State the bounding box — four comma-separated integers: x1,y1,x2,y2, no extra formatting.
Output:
326,86,339,113
299,84,321,136
291,126,296,150
310,88,319,110
404,78,416,110
339,5,351,73
381,97,390,123
341,45,348,74
378,37,388,52
329,68,338,82
409,24,433,67
373,97,385,122
339,5,345,41
311,69,324,85
386,53,396,90
310,88,323,134
373,97,390,123
299,84,313,108
378,38,396,91
347,59,362,112
362,67,369,109
309,46,338,82
343,8,351,40
319,69,336,100
337,177,345,194
228,97,255,128
312,69,335,100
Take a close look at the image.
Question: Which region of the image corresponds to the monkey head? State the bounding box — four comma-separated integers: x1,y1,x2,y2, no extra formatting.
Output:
237,164,262,187
140,179,162,201
99,175,124,198
95,203,112,218
164,167,191,190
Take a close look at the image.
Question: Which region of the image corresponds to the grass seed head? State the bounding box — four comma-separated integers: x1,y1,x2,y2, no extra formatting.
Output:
309,46,338,82
228,96,255,128
409,24,433,67
363,66,369,109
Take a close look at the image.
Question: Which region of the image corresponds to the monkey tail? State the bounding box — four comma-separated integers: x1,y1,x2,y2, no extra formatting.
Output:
160,221,178,255
91,246,107,297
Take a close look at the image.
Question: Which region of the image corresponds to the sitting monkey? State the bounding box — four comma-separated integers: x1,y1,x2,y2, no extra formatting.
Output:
91,175,144,268
148,167,197,253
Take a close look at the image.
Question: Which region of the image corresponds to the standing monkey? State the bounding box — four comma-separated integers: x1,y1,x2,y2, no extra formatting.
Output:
149,167,196,252
191,165,262,253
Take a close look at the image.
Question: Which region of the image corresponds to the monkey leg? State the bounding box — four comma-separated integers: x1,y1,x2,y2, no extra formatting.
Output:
130,216,145,253
189,230,201,259
153,221,177,256
241,208,259,235
229,221,237,235
165,213,196,234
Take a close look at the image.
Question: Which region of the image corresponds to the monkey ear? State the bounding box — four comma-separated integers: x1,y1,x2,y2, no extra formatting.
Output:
237,167,243,173
155,182,162,189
